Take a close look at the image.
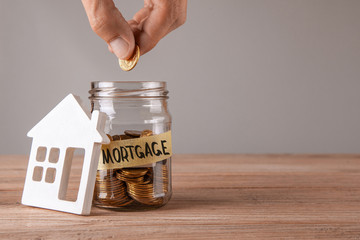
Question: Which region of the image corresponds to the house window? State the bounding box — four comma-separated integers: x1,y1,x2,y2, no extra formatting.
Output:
45,168,56,183
32,166,43,182
36,147,47,162
49,148,60,163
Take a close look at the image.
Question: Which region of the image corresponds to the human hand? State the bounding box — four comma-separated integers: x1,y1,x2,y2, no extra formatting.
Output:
81,0,187,60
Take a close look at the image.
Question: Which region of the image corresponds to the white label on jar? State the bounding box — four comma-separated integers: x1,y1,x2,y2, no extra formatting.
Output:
98,131,172,170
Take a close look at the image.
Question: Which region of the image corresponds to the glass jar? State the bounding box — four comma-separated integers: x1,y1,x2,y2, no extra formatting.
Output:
89,81,172,210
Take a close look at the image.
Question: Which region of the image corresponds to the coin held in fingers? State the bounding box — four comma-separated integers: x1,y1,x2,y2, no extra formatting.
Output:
119,45,140,71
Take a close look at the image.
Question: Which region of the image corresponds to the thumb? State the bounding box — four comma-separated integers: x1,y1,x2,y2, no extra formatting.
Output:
82,0,135,60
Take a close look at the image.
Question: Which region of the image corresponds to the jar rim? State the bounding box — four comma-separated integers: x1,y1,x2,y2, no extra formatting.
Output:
89,81,169,100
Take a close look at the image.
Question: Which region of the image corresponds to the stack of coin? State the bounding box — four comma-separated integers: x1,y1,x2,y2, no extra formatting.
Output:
116,168,151,184
95,169,133,207
157,163,169,193
94,129,170,208
127,180,165,206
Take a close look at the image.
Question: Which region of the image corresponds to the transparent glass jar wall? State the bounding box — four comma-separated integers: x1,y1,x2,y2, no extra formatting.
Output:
89,81,172,210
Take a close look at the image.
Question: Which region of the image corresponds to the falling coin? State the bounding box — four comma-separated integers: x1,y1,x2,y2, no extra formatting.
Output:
118,45,140,71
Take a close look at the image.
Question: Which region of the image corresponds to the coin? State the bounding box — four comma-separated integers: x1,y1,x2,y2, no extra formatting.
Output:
117,173,144,183
112,135,121,141
127,182,165,205
96,169,115,180
118,45,140,71
140,129,153,137
120,134,133,140
124,130,142,137
120,168,149,177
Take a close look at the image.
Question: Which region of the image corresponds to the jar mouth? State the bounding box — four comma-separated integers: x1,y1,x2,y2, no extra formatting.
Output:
89,81,169,100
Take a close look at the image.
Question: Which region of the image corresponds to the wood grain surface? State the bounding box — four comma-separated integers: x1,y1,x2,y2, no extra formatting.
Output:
1,154,360,239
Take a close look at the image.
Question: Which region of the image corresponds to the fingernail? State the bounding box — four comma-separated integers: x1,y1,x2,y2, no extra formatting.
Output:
109,37,129,59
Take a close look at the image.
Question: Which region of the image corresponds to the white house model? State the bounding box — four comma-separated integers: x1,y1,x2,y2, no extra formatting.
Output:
22,94,110,215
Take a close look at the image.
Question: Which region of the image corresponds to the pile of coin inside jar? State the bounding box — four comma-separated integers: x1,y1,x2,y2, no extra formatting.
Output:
94,129,170,209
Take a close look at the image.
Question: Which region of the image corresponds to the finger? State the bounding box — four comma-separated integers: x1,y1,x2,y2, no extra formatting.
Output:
131,0,187,55
132,5,151,24
107,44,114,53
168,0,188,32
132,6,171,55
127,19,142,38
81,0,135,59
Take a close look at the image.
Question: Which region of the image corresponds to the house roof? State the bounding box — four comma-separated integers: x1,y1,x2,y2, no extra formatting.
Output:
27,94,109,145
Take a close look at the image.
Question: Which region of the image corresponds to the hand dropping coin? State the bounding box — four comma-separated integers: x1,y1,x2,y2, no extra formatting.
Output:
119,45,140,71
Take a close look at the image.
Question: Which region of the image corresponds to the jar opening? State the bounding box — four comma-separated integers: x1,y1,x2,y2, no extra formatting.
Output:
89,81,169,100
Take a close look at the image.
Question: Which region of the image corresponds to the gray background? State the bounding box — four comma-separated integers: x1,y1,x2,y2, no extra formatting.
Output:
1,0,360,154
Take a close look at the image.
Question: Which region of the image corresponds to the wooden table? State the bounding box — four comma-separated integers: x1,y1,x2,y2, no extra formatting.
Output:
1,155,360,239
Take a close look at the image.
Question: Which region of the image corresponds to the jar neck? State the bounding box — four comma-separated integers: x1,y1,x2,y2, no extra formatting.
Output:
92,98,168,112
89,81,169,100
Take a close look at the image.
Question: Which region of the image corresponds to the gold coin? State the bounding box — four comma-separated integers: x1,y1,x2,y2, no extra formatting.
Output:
128,190,164,205
118,45,140,71
120,134,133,140
124,130,142,138
97,196,134,207
112,135,121,141
120,168,149,177
96,169,115,178
140,129,153,137
96,183,123,188
117,174,145,183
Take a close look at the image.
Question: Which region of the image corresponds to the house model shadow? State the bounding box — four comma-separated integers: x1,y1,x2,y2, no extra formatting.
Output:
22,94,109,215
